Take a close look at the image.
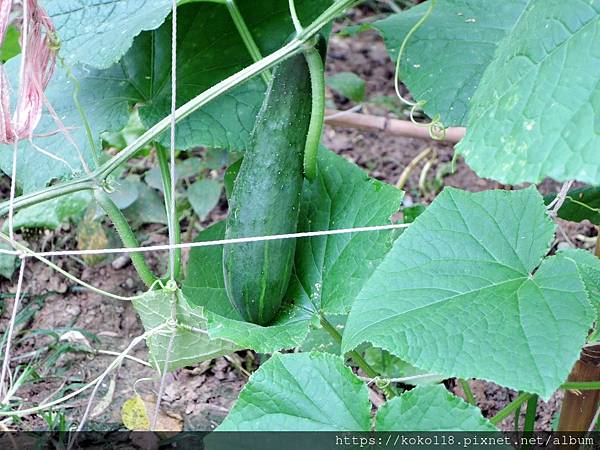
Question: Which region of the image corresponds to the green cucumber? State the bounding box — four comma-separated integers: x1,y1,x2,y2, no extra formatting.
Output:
223,54,312,325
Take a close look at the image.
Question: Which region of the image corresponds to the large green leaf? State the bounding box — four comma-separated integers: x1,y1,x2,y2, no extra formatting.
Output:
558,249,600,315
457,1,600,184
182,148,402,352
47,0,172,69
295,147,403,314
217,352,371,431
376,385,499,432
132,289,236,371
372,0,529,126
342,187,594,399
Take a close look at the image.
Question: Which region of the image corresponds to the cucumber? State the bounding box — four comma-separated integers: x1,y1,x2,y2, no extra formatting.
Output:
223,54,312,325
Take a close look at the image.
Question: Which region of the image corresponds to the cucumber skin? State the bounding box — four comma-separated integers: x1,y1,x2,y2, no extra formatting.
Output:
223,54,312,325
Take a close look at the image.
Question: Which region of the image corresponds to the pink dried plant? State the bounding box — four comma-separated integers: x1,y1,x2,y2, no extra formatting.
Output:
0,0,56,144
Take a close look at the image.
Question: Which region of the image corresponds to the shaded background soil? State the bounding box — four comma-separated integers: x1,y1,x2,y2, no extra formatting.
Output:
0,4,597,433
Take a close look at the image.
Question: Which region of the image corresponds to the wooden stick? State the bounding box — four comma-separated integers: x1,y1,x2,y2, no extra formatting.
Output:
557,344,600,434
324,109,466,143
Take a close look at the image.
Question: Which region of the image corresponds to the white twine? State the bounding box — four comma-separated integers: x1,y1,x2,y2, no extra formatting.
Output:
168,0,177,281
0,223,410,258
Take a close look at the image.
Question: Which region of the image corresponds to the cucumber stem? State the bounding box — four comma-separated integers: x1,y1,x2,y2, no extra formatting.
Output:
94,189,157,287
156,146,182,281
303,46,325,181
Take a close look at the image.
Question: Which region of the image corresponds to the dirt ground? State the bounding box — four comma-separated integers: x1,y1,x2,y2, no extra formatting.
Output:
0,5,597,433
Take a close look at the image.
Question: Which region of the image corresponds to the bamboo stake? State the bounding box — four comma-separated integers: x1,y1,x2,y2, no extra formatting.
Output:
557,344,600,433
324,109,466,143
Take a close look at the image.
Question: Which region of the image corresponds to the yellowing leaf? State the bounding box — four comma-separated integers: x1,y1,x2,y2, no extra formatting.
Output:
121,395,150,431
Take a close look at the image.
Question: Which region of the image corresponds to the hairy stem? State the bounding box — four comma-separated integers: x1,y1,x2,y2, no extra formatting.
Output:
156,146,181,280
303,45,325,181
226,0,270,85
94,189,157,287
319,315,395,399
0,178,95,217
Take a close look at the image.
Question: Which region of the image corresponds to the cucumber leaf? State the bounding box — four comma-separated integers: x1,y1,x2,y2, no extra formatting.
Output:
48,0,173,69
216,352,371,431
558,248,600,317
457,1,600,184
326,72,366,103
342,187,594,399
371,0,529,126
132,289,236,372
376,385,501,432
3,192,92,231
295,147,403,315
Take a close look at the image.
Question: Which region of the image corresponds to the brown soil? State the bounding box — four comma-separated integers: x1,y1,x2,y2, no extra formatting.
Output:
0,5,597,433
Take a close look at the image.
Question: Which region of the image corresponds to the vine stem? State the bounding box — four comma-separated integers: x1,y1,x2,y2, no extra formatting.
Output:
156,146,181,280
0,0,360,218
94,189,157,287
319,315,395,399
226,0,270,85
